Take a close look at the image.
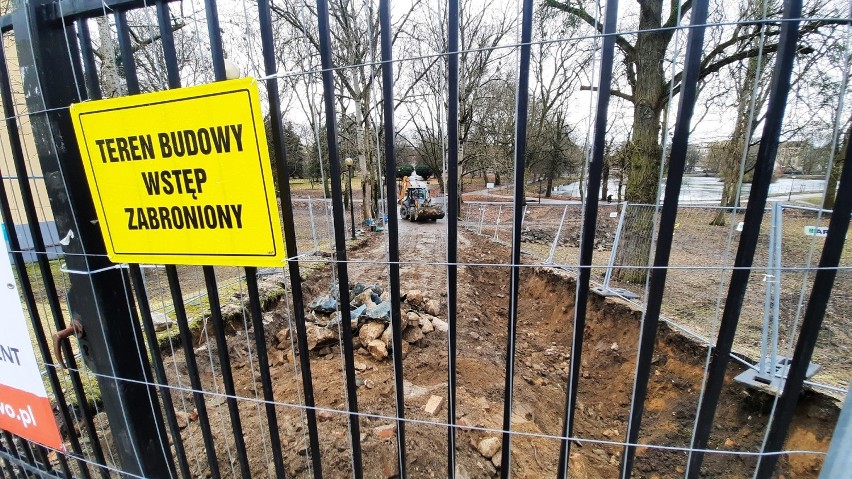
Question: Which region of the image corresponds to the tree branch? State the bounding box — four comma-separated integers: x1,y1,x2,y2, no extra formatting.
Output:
545,0,635,56
580,85,634,102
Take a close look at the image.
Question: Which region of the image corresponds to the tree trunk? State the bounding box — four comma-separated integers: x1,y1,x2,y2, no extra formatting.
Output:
614,0,667,283
601,154,610,201
98,17,124,98
823,122,850,210
354,97,374,223
712,46,764,226
435,172,446,194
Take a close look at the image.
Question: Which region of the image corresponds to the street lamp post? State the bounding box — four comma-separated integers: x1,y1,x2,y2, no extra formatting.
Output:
345,157,356,239
538,174,543,203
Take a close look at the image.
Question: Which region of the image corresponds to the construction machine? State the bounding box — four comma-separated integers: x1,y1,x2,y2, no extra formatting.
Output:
398,173,445,222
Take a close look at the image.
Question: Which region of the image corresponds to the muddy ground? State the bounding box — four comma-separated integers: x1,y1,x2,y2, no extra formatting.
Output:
155,216,841,479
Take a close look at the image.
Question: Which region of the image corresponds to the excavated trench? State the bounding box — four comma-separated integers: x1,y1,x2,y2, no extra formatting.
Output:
165,224,839,478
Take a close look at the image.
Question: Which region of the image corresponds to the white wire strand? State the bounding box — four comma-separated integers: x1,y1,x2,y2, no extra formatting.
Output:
30,363,836,460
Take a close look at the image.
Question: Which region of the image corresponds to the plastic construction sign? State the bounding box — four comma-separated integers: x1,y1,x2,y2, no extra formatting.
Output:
0,234,64,451
70,78,285,266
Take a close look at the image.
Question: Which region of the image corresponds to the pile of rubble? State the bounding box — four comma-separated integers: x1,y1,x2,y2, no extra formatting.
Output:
521,226,614,250
274,284,447,361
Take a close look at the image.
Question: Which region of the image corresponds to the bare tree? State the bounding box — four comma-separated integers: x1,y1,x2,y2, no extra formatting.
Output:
547,0,844,282
403,0,515,213
271,0,421,222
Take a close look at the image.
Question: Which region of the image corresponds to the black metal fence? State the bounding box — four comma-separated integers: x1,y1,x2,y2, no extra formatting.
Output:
0,0,850,478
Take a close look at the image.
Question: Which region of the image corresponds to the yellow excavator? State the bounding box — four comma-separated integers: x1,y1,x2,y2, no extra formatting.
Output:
398,173,445,222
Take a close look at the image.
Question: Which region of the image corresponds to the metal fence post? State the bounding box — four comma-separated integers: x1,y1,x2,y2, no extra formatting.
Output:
759,203,778,376
308,197,319,251
478,205,485,235
603,202,627,291
494,204,503,240
12,3,172,477
546,205,569,264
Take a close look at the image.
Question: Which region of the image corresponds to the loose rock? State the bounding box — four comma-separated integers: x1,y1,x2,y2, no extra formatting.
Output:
351,290,375,308
477,437,501,458
151,312,173,332
423,299,442,317
381,324,394,347
374,424,395,440
367,339,388,360
359,321,386,344
365,302,391,320
430,317,449,333
402,325,424,343
306,323,337,350
174,410,189,429
275,328,290,350
311,296,338,314
418,315,434,333
424,395,444,416
406,311,421,327
406,290,424,306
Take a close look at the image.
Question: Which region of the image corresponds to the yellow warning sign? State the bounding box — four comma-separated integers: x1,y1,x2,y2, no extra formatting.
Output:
70,78,285,266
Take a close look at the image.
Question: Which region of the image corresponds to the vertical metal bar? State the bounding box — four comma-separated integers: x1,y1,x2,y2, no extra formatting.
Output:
203,0,226,80
478,205,485,235
820,382,852,478
75,19,100,99
446,0,460,473
164,266,221,479
128,264,193,479
1,433,25,479
759,204,777,376
76,20,177,479
32,445,53,476
114,11,139,94
769,202,782,377
244,269,289,479
0,434,18,479
493,204,502,240
555,0,619,473
6,10,117,476
154,7,225,477
686,0,803,473
498,0,534,474
308,198,319,251
314,0,364,473
547,205,569,264
112,22,190,478
753,137,852,478
619,0,709,474
200,3,271,477
256,0,323,474
63,23,85,99
15,439,35,477
156,1,180,89
204,268,252,479
603,202,627,291
378,0,408,475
